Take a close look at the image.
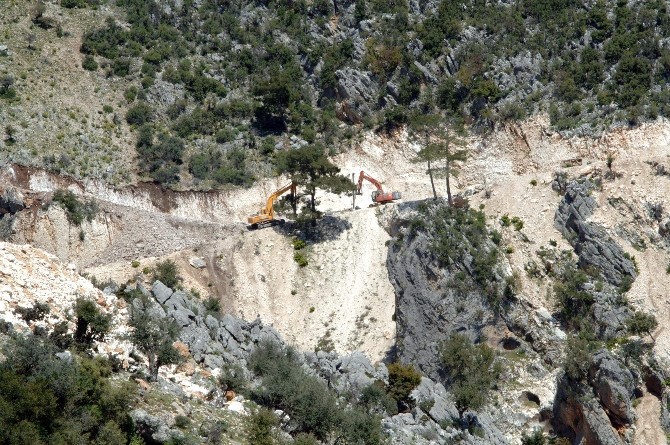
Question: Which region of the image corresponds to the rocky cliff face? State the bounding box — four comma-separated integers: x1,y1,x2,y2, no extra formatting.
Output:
384,176,670,444
385,202,501,378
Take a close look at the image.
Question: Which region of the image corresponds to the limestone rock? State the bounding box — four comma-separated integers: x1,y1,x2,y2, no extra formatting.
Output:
589,349,635,425
554,181,636,286
189,257,206,269
152,280,174,304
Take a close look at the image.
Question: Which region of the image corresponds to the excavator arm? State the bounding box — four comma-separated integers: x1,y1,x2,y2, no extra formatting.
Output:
247,182,296,228
357,171,384,194
263,182,296,220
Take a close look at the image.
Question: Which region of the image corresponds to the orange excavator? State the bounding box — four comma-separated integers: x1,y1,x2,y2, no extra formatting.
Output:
247,182,296,229
356,171,401,204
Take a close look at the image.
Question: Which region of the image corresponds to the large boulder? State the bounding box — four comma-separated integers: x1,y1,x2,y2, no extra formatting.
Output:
151,280,173,304
588,350,636,426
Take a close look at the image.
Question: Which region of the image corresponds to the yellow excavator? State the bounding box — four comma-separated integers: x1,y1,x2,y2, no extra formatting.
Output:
247,182,296,229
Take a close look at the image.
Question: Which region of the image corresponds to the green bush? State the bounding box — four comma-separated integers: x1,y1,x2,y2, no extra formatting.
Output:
218,363,248,393
52,189,98,225
521,429,546,445
440,333,502,416
16,302,50,322
386,362,422,412
245,408,278,445
554,265,592,327
563,334,598,381
511,216,524,231
124,86,138,103
129,294,182,381
153,259,179,288
111,57,131,77
293,239,306,250
82,55,98,71
74,297,111,346
174,415,190,429
0,335,135,444
294,252,308,267
204,296,221,315
62,0,89,8
125,102,154,125
361,381,398,415
248,341,383,443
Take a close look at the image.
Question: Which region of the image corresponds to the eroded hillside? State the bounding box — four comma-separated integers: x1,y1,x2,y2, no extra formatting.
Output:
3,116,670,443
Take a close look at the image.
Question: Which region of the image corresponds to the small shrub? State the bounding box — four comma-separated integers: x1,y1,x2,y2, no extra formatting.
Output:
500,214,511,227
219,363,248,393
386,362,422,412
16,302,50,322
153,259,179,288
361,381,398,415
521,429,546,445
124,86,138,103
619,275,634,294
511,216,524,231
131,260,140,268
142,266,151,275
294,252,308,267
111,58,131,77
125,102,153,125
245,408,278,445
204,296,221,315
102,104,113,113
309,306,315,313
293,238,306,250
174,415,190,429
62,0,88,8
82,54,98,71
74,297,112,346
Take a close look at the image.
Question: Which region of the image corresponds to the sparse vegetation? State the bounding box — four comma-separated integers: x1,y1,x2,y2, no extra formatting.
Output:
440,333,502,418
411,202,507,309
294,252,309,267
153,259,179,288
128,294,183,381
52,189,98,226
248,341,383,443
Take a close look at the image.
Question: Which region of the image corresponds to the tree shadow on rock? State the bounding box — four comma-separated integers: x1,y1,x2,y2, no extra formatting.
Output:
273,214,352,244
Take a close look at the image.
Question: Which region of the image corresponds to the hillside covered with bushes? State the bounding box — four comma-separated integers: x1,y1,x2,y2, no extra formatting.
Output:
2,0,670,187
